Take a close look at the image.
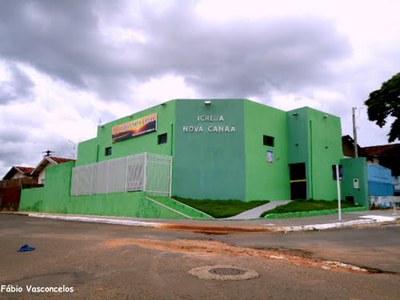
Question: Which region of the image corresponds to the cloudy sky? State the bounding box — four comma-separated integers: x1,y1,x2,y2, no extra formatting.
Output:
0,0,399,176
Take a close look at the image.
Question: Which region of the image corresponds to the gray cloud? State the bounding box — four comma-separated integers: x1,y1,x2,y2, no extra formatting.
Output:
0,0,356,176
0,0,351,101
0,63,34,104
0,0,127,97
120,2,352,97
0,129,74,177
187,20,348,96
0,126,29,144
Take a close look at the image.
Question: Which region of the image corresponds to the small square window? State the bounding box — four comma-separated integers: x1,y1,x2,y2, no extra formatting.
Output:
158,133,167,144
105,147,112,156
263,135,274,147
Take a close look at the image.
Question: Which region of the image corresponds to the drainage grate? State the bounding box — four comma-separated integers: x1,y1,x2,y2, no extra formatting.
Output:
209,267,246,276
188,265,259,281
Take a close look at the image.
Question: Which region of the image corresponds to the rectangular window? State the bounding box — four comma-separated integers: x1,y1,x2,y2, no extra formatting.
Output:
263,135,274,147
267,150,274,163
158,133,167,144
332,164,343,181
105,147,112,156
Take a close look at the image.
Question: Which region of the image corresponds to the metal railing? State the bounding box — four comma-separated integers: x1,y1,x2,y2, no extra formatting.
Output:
71,153,172,197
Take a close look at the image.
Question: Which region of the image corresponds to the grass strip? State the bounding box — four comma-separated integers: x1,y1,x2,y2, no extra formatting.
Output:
173,197,269,218
261,200,361,218
264,206,368,219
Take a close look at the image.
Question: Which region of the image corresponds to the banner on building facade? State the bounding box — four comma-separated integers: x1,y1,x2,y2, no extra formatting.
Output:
112,113,158,143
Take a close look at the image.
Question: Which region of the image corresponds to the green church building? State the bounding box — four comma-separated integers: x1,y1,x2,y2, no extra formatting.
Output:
20,99,368,218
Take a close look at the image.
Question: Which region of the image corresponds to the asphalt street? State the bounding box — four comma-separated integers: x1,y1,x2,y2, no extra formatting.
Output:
0,214,399,299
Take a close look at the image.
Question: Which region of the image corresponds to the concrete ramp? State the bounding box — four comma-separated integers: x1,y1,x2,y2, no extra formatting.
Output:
227,201,291,220
145,196,214,219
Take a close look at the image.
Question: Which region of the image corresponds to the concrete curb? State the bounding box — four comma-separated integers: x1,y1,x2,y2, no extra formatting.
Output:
28,213,162,228
269,215,399,232
22,212,400,233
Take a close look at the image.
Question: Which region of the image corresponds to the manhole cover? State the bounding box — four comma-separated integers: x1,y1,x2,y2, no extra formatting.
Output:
188,265,259,281
209,267,246,276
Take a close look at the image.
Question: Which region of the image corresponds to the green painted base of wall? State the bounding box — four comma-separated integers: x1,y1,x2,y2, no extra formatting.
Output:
20,187,44,212
20,190,194,219
20,190,192,219
19,163,193,219
264,206,368,219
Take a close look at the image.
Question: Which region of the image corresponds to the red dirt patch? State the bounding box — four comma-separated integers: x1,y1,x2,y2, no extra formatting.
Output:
159,224,272,234
101,238,369,274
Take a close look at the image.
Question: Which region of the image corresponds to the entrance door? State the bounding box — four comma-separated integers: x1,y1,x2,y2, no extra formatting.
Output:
289,163,307,200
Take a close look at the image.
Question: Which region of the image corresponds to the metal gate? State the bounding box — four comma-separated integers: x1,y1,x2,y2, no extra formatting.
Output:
71,153,172,197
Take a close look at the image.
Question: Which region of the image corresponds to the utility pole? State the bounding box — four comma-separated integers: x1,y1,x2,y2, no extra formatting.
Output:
67,140,77,159
352,107,358,158
335,164,342,221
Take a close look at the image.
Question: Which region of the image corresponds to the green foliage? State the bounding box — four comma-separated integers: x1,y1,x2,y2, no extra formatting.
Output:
173,196,269,218
260,199,359,217
365,73,400,142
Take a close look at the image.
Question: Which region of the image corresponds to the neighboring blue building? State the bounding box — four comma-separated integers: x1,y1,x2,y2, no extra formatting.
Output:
368,164,394,196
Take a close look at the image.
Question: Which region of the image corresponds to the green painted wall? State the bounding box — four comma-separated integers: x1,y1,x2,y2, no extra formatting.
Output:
244,100,290,200
76,101,177,167
76,138,98,166
20,187,44,211
20,162,74,213
20,162,189,218
288,108,309,164
288,107,343,200
73,100,344,202
340,157,369,206
173,100,246,200
21,99,349,219
308,108,343,200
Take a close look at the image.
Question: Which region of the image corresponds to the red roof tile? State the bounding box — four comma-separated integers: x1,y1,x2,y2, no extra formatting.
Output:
31,156,76,176
363,144,400,156
14,166,35,175
49,157,76,164
2,166,35,180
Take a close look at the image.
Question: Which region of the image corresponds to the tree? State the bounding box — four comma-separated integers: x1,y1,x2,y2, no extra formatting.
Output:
365,73,400,142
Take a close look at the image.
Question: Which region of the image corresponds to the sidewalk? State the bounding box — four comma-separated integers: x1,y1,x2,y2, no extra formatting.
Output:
18,209,400,233
226,200,291,220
